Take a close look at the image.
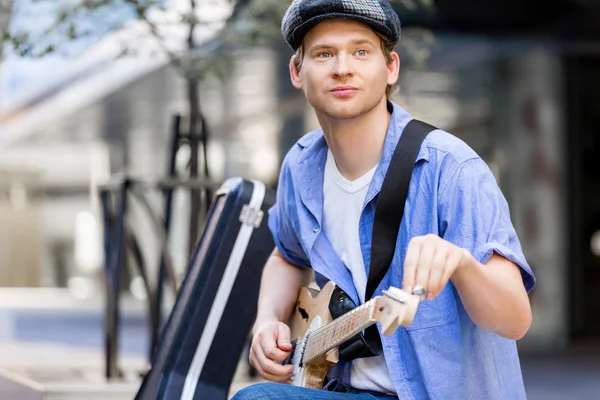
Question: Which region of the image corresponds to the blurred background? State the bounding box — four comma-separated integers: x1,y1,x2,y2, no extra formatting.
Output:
0,0,599,398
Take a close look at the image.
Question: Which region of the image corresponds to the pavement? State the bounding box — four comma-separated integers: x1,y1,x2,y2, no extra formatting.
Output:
1,340,600,399
2,289,599,399
521,349,600,400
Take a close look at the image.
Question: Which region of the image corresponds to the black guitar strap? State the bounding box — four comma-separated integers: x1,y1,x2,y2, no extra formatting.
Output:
365,119,436,301
337,119,437,362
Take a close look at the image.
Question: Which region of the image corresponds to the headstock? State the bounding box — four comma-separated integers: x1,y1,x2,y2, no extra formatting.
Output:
375,286,421,336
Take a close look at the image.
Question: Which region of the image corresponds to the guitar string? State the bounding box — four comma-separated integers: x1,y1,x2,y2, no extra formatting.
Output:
305,299,380,361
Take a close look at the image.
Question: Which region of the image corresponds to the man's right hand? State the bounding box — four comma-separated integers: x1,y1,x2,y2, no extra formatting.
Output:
249,321,295,383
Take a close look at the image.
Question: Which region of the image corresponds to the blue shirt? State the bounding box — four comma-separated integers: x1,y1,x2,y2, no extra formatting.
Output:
268,101,536,400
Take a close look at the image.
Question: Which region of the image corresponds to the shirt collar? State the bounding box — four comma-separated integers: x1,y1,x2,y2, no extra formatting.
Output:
365,101,430,205
294,101,430,221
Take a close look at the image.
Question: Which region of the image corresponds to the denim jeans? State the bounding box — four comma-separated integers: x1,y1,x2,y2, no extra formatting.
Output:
231,382,399,400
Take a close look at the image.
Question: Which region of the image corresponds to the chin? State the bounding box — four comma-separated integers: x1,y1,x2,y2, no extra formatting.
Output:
325,109,363,119
310,93,385,120
317,102,364,120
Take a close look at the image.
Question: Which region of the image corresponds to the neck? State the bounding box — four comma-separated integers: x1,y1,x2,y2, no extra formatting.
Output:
318,98,391,181
302,296,384,364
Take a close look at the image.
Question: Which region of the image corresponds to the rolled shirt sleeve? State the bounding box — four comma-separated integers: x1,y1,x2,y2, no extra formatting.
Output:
438,157,536,292
267,156,312,269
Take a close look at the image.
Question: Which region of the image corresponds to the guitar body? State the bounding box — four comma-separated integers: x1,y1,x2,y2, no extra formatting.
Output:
285,281,419,390
289,281,339,389
290,281,336,339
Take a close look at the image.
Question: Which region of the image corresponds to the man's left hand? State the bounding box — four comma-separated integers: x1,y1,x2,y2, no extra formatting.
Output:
402,234,474,300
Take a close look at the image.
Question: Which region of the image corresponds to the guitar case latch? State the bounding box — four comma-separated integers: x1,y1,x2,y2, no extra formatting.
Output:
239,204,264,228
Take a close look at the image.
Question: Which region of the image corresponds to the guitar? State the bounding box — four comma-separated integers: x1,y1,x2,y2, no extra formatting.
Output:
286,281,421,389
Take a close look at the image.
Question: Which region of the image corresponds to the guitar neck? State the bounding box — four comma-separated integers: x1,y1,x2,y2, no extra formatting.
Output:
302,297,384,364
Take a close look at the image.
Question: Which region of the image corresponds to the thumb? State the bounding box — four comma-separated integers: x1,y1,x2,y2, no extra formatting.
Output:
276,323,292,351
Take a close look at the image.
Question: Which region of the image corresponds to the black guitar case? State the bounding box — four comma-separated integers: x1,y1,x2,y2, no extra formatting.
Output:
136,177,275,400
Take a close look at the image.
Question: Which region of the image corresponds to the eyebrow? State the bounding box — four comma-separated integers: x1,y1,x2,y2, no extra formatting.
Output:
308,39,378,53
352,39,378,47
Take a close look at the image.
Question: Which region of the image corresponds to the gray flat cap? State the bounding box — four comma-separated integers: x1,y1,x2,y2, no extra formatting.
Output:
281,0,401,51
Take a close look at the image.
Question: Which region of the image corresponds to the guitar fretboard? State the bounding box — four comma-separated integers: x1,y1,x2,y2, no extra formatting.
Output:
302,297,383,364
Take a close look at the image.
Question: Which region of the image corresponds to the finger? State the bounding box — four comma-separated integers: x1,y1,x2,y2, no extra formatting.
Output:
252,347,293,382
251,345,294,382
441,248,464,291
277,323,292,352
251,344,293,381
249,343,259,369
260,329,290,363
415,240,436,294
428,245,449,299
403,237,423,292
250,347,285,382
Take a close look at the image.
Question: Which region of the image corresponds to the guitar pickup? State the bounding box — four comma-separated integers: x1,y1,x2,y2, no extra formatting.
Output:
280,339,298,366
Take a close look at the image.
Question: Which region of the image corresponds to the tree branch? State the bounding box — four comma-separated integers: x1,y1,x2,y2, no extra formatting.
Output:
121,0,187,77
188,0,197,51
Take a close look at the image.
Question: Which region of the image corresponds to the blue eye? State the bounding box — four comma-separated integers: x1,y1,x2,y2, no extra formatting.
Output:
356,50,368,57
318,52,332,59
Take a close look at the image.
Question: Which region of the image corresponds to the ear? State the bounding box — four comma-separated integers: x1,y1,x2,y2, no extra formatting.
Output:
387,51,400,86
289,55,303,90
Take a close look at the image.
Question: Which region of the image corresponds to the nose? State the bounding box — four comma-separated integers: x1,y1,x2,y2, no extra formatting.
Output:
331,53,354,79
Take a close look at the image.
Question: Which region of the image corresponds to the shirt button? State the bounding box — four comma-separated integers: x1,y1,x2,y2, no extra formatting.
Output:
313,228,320,233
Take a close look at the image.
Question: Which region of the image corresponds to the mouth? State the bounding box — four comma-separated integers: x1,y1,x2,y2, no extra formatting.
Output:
329,86,359,97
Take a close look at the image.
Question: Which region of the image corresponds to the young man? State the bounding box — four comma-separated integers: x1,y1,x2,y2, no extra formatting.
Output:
233,0,535,399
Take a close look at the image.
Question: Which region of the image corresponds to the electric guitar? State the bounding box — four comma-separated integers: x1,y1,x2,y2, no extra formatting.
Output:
286,281,421,389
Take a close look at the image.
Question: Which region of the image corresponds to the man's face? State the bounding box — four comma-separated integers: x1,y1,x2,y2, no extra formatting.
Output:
290,19,399,120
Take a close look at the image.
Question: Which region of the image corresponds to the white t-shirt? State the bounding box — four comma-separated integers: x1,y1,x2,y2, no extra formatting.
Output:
322,149,396,395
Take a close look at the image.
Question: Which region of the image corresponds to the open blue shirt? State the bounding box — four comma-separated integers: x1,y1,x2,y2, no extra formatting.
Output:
268,101,536,400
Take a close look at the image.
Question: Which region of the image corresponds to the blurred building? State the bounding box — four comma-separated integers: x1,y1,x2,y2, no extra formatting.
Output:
0,0,599,362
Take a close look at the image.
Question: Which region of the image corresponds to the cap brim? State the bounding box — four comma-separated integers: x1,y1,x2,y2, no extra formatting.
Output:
290,13,396,51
